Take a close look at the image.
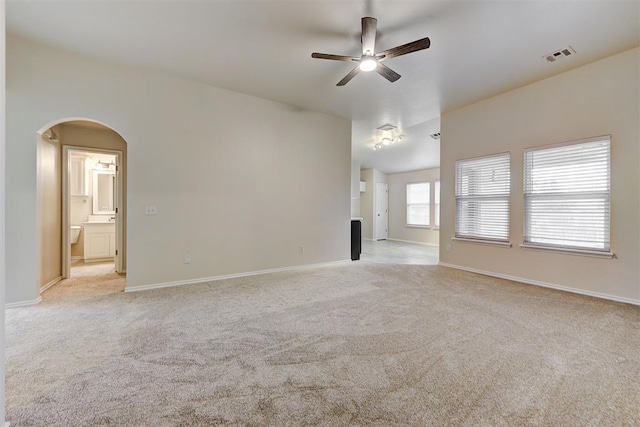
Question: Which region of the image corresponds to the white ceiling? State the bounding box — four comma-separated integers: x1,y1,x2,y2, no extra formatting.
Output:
7,0,639,174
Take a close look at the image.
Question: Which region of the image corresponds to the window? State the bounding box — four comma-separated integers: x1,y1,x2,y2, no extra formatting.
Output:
524,136,610,252
455,152,510,242
407,182,430,226
434,181,440,228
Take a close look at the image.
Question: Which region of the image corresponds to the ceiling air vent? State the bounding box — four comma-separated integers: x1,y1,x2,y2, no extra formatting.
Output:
544,46,575,63
430,132,441,140
377,124,397,131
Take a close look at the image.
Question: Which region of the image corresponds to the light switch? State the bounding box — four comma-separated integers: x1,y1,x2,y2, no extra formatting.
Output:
145,205,157,215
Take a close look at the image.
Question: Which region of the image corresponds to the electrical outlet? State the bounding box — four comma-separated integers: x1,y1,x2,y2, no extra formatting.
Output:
183,254,191,264
446,244,452,252
145,205,157,215
299,246,304,253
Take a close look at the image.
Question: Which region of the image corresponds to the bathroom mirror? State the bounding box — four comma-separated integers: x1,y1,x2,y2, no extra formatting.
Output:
92,170,116,215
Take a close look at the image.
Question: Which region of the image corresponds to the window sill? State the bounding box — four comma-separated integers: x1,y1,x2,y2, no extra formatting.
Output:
452,237,512,248
406,224,430,229
520,244,615,259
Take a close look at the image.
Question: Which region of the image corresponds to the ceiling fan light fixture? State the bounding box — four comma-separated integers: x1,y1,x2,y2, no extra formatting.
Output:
359,57,378,72
382,137,391,145
311,16,430,85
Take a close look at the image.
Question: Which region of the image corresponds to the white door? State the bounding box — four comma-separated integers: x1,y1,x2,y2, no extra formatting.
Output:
376,183,388,240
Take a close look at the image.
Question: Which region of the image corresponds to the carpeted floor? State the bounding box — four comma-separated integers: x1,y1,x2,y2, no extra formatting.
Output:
6,262,640,426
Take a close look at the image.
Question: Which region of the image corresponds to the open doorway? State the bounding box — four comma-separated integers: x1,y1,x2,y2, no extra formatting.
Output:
357,167,440,265
64,147,121,279
37,119,127,294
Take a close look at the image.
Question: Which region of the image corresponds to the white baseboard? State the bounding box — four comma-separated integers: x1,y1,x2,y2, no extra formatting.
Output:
6,296,43,309
71,256,83,262
387,238,439,247
125,259,352,293
362,237,375,241
438,262,640,306
39,276,63,294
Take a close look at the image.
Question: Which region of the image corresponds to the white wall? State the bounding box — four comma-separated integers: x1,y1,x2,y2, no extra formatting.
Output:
350,161,361,218
6,35,351,303
387,168,440,246
440,48,640,304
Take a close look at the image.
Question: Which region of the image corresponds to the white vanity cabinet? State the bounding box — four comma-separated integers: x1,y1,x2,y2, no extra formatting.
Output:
70,155,90,196
83,222,115,261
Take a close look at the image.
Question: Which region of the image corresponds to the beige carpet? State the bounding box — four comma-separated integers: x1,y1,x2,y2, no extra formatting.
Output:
6,263,640,426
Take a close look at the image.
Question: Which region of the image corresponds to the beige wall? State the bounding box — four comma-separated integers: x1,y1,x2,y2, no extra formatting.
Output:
6,35,351,303
350,162,361,218
38,125,61,289
387,168,440,246
440,48,640,304
359,169,374,239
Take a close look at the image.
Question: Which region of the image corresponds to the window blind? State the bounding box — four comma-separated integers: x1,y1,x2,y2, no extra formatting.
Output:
407,182,430,226
455,153,510,241
524,137,610,251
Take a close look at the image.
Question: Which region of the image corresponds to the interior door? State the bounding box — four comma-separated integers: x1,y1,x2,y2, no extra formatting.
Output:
376,183,388,240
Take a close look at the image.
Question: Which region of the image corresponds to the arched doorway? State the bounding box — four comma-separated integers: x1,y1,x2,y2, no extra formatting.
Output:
37,118,128,294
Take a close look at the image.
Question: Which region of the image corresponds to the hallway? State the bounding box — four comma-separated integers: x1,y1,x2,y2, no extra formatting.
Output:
360,239,439,265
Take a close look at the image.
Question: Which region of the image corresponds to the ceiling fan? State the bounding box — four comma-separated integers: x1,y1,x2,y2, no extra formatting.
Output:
311,17,431,86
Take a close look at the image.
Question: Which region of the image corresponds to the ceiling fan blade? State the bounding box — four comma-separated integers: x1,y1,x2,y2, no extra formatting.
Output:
375,62,401,83
361,17,377,55
337,66,361,86
311,53,359,62
377,37,431,61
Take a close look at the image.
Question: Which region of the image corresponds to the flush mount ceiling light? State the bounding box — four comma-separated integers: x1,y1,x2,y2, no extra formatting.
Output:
373,123,404,150
373,135,403,150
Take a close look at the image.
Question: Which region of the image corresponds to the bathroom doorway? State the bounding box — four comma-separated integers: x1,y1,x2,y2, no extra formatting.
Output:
63,147,122,278
37,119,127,294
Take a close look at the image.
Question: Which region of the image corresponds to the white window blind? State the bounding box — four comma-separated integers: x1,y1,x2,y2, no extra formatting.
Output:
407,182,430,226
455,153,510,241
524,136,610,251
435,181,441,228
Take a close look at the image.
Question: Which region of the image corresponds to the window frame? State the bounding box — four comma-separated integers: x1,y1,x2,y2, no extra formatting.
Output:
406,181,430,227
521,135,613,258
454,152,511,245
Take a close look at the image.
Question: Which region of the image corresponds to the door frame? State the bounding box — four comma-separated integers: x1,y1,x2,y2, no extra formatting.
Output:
62,146,124,278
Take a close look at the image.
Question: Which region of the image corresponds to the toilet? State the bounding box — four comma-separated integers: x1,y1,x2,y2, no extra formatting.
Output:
70,225,82,244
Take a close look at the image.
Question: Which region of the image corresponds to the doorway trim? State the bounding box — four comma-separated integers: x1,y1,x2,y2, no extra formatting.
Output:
62,146,124,278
